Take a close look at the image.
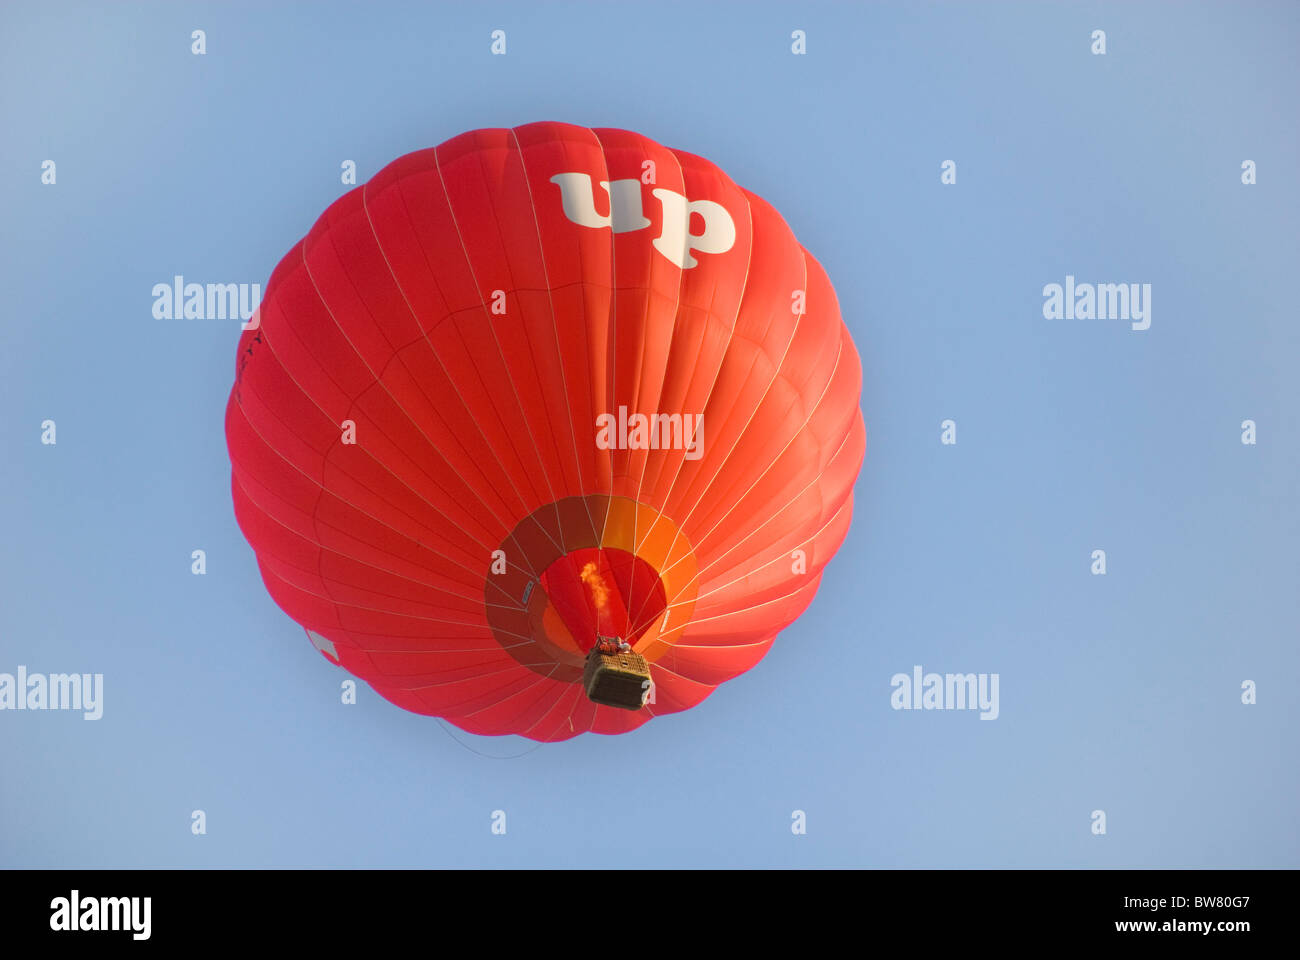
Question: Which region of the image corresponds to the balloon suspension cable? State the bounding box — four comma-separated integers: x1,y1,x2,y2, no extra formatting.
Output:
435,719,547,760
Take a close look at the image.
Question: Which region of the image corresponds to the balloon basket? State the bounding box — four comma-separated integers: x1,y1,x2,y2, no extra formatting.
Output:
582,648,651,711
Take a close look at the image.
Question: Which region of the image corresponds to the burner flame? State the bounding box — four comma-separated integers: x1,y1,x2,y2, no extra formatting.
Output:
579,561,609,610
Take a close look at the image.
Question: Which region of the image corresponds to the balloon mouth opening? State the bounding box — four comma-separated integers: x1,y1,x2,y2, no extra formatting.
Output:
539,548,668,655
484,494,700,682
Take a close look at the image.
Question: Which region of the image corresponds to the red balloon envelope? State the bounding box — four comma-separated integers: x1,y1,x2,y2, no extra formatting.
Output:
225,121,865,741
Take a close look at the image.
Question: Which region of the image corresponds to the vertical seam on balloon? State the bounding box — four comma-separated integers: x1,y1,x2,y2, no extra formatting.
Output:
433,136,565,555
305,253,380,632
621,136,688,628
298,206,525,564
231,271,510,600
298,237,342,624
232,387,512,609
358,171,523,540
591,127,621,553
562,697,607,740
598,131,686,635
627,162,757,634
394,656,560,693
231,456,491,609
689,456,857,604
687,404,860,595
633,658,714,705
650,249,819,617
675,578,822,633
642,670,717,716
430,141,565,560
530,685,578,740
262,253,508,568
656,294,848,619
628,161,746,528
533,685,595,740
566,686,601,737
428,144,556,552
653,241,811,566
672,637,775,654
682,324,850,561
694,431,858,595
508,123,603,552
452,661,564,722
252,545,515,649
635,212,809,626
577,124,627,691
621,134,686,560
380,160,549,574
470,142,568,536
235,242,337,626
233,479,529,646
231,455,349,639
282,251,505,570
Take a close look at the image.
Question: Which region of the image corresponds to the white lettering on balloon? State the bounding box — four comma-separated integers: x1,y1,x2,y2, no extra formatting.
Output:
549,173,736,269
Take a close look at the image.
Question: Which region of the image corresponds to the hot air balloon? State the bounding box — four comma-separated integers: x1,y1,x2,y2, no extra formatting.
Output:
225,122,865,741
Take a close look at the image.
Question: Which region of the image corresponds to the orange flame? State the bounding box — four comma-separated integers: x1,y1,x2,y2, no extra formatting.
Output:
579,561,609,610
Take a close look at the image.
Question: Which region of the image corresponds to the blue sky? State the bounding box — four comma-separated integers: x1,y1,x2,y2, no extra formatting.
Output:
1,0,1296,867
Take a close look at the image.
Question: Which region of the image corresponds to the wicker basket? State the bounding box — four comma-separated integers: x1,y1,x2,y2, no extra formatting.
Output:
583,647,651,710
